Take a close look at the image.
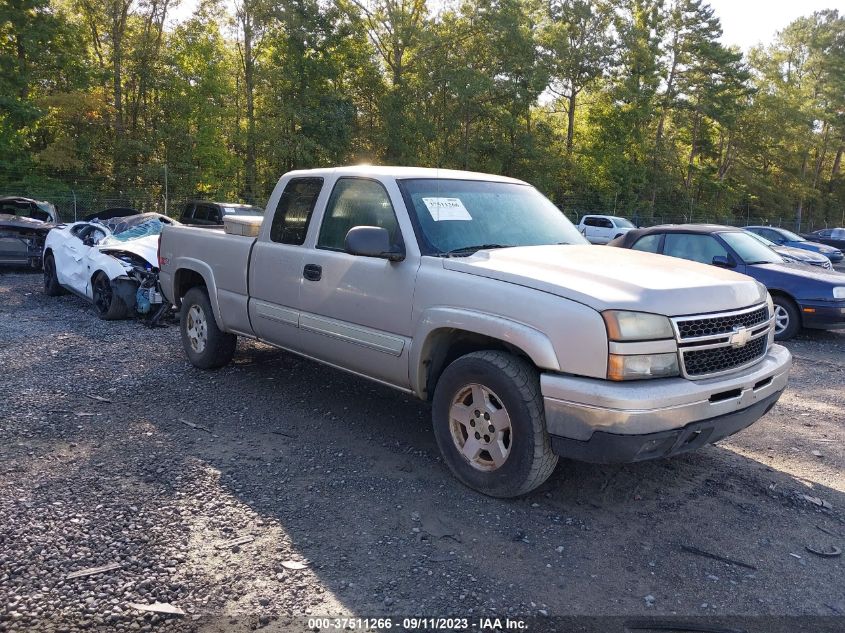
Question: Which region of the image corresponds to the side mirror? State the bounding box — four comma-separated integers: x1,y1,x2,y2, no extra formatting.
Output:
345,226,404,262
712,255,735,268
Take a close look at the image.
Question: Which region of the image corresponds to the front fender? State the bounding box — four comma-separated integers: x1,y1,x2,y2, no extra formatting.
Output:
409,307,561,398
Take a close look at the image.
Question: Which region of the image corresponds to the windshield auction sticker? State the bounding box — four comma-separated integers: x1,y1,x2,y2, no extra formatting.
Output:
422,197,472,221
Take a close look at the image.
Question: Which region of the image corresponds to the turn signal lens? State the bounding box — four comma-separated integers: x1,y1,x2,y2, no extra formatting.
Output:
608,353,680,381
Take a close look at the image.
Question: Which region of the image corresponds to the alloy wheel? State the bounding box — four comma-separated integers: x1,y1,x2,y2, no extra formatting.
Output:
448,383,512,472
773,304,789,335
185,304,208,353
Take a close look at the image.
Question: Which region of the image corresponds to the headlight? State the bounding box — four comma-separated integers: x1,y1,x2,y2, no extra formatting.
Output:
834,287,845,299
602,310,674,341
608,353,680,381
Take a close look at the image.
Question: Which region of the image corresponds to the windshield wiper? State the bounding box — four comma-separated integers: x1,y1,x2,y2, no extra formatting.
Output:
746,260,776,265
443,244,511,257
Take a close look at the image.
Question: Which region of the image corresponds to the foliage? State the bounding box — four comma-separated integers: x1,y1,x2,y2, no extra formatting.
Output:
1,0,844,229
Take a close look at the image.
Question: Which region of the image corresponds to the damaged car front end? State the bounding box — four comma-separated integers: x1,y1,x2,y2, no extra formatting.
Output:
44,213,177,322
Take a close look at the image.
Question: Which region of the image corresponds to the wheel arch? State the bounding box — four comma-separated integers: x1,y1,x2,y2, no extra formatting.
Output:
409,308,560,400
172,263,225,330
768,289,803,326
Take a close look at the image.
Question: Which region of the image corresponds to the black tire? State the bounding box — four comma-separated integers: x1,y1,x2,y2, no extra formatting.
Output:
180,286,236,369
92,273,128,320
772,295,800,341
432,350,558,498
43,252,64,296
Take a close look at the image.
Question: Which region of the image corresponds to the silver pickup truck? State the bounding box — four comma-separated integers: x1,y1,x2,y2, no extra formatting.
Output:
158,166,792,497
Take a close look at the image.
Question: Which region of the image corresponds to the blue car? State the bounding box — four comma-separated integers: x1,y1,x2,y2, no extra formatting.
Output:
744,225,844,263
609,225,845,340
744,230,833,270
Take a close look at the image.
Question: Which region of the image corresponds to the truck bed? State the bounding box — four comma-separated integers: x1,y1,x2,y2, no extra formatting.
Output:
158,224,257,335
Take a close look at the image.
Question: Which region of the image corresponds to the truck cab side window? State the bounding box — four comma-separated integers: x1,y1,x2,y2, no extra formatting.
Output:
270,177,324,244
317,178,400,251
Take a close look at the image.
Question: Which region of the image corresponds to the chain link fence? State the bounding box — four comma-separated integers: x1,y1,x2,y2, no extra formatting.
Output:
554,194,843,233
2,170,842,232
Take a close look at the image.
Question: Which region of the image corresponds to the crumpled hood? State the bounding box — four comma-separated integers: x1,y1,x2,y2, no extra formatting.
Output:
0,213,54,232
442,245,767,316
98,234,159,267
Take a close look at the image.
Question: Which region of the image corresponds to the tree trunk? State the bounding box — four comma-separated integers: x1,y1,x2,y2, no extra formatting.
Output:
242,11,257,202
14,0,27,99
829,144,843,193
796,151,808,231
112,4,129,140
565,92,576,153
685,109,701,191
811,122,830,190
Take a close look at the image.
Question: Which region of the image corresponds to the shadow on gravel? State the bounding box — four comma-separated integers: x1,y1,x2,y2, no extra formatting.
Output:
3,278,843,631
109,342,845,623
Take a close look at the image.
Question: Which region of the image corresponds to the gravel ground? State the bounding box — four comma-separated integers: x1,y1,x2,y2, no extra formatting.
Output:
1,270,843,632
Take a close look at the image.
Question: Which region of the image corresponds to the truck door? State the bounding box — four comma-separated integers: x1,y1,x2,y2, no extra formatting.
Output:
593,217,614,243
297,177,419,389
583,216,604,243
248,177,325,351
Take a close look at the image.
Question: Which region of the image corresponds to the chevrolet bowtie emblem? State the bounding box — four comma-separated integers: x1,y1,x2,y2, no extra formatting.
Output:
729,326,751,348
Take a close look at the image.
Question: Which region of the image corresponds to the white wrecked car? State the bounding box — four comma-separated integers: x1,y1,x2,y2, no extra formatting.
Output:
43,213,177,319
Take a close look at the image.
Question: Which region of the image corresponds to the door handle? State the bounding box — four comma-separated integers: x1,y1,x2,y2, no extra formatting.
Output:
303,263,322,281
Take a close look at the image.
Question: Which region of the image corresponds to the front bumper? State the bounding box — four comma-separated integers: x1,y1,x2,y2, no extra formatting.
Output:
799,300,845,330
541,344,791,463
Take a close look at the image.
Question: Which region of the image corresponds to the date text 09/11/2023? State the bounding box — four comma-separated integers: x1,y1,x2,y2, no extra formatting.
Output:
306,617,529,630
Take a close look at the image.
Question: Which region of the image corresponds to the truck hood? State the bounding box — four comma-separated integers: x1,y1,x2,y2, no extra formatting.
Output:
441,245,767,316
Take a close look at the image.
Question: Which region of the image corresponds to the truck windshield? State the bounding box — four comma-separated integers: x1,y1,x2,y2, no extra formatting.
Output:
398,179,587,255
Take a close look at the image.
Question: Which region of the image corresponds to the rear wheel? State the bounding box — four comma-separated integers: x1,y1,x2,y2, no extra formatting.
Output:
432,351,558,497
180,286,236,369
43,253,64,296
92,273,127,320
772,295,800,341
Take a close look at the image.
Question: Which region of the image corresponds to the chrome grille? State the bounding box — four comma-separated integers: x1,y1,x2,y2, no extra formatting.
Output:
682,336,768,377
672,303,772,379
676,305,769,340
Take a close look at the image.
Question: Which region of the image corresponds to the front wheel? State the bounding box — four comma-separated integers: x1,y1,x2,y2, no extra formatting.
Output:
432,351,558,498
180,286,236,369
92,273,127,320
772,296,800,341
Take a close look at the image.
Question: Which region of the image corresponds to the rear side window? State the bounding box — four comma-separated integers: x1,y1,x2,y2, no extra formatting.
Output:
757,228,781,242
270,177,324,244
663,233,728,265
317,178,400,251
632,234,661,253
